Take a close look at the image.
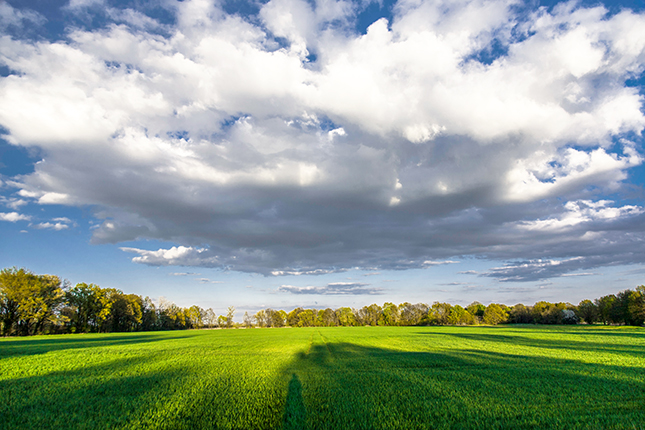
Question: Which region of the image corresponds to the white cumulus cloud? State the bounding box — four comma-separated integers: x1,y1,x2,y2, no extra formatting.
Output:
1,0,645,281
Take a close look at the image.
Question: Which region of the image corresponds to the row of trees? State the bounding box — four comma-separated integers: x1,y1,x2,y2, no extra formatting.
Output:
1,267,644,336
0,268,235,336
243,287,645,328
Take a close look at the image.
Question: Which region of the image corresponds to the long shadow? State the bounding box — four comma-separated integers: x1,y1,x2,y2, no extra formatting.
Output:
418,328,645,358
280,332,645,429
0,332,191,358
0,353,191,429
3,328,644,429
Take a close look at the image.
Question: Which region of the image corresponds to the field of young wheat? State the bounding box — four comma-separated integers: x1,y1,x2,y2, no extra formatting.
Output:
1,325,644,429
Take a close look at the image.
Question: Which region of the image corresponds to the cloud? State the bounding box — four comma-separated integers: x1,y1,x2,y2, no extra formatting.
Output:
0,2,45,32
168,272,200,276
33,221,69,231
0,197,28,210
0,211,31,222
278,281,383,295
120,246,220,267
30,216,75,231
1,0,645,281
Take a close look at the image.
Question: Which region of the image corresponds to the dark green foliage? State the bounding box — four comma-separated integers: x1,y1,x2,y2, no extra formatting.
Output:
508,303,533,323
577,299,598,324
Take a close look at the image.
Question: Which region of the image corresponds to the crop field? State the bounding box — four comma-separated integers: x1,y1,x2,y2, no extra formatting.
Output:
1,326,644,430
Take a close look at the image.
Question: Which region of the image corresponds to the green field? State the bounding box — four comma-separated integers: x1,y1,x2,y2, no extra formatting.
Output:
1,326,644,429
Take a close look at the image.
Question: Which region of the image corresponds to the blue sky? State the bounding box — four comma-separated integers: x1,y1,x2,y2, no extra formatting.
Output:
1,0,645,318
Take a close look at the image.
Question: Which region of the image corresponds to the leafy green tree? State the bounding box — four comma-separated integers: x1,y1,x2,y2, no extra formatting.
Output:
356,304,382,326
577,300,598,325
631,286,645,326
447,305,474,325
0,267,24,335
297,309,316,327
266,308,286,327
595,295,617,325
141,296,158,330
335,307,356,326
255,309,268,327
615,288,645,326
509,304,533,323
428,302,452,325
108,293,143,332
186,305,204,328
398,303,428,326
66,283,112,333
318,308,337,327
287,307,304,326
483,303,508,325
217,315,228,327
466,302,486,323
0,268,66,335
381,302,400,326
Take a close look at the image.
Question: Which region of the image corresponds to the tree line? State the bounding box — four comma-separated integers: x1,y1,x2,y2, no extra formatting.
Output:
0,267,233,336
1,267,643,336
245,286,645,328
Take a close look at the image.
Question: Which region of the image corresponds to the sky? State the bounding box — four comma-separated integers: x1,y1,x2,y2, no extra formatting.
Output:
1,0,645,318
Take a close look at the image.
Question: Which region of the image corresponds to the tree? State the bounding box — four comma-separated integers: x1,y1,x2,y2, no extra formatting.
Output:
381,302,400,326
0,267,24,336
287,307,303,326
595,295,617,325
447,305,474,325
428,302,452,325
265,308,285,327
466,302,486,323
66,283,120,332
483,303,508,325
226,306,235,328
297,309,316,327
108,293,143,332
318,308,337,327
67,283,102,333
616,288,645,326
630,286,645,326
509,304,533,324
577,300,598,325
335,307,356,326
141,296,158,330
0,268,66,335
243,311,254,328
186,305,204,329
399,303,427,326
255,309,268,327
357,304,382,326
217,315,228,327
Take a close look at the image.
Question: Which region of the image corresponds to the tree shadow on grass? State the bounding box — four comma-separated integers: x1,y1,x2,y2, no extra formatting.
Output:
0,353,191,430
418,328,645,358
0,331,192,358
280,331,645,430
3,328,644,429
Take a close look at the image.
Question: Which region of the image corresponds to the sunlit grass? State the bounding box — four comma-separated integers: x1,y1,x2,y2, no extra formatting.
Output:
1,325,644,429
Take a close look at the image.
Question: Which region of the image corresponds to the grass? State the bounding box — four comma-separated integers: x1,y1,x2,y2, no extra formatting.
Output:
1,325,644,429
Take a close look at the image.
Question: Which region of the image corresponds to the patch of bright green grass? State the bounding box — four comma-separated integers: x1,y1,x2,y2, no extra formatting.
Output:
1,325,644,429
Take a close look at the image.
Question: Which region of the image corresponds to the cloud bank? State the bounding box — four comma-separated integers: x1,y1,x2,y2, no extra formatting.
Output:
279,282,382,295
1,0,645,281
